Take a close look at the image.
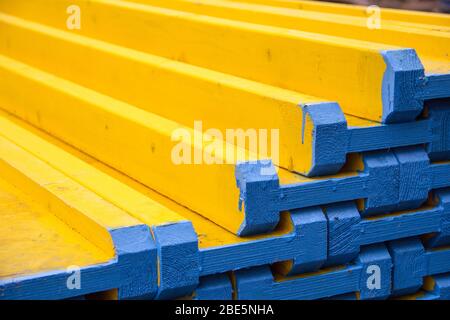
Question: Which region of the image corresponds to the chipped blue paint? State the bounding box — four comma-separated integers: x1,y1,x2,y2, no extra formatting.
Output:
235,160,280,236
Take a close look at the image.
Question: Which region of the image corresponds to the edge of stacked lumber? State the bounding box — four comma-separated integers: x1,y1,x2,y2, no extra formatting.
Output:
0,0,449,300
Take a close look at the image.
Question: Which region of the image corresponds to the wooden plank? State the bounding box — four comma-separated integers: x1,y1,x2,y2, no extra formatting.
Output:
233,244,392,300
2,54,448,236
0,11,331,176
6,114,449,283
0,13,447,176
282,187,450,271
0,114,198,300
0,137,157,300
0,2,423,123
0,111,328,278
332,273,450,299
123,0,450,74
394,274,450,300
192,274,233,300
221,0,450,26
388,238,450,296
0,176,110,279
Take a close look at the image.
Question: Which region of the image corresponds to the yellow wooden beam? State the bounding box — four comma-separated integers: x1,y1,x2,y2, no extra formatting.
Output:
124,0,450,74
0,53,252,234
0,175,111,279
221,0,450,26
0,3,398,122
0,133,140,258
0,11,333,175
127,0,450,31
0,109,200,298
0,110,294,250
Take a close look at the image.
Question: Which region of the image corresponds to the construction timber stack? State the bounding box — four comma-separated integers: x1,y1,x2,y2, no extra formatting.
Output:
0,0,449,300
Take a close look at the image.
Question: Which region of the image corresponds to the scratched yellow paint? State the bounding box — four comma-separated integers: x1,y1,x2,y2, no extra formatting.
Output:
125,0,450,74
222,0,450,27
0,3,393,122
0,111,295,248
0,176,111,279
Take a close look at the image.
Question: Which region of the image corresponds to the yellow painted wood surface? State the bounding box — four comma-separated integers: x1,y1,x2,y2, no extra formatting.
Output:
0,176,111,279
0,53,246,234
0,111,296,249
0,2,393,122
222,0,450,26
127,0,450,31
126,0,450,74
0,133,148,257
0,53,340,234
0,12,325,174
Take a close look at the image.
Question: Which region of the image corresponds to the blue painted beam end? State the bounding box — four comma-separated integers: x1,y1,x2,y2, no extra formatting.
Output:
381,49,425,123
324,201,361,267
110,224,158,300
285,206,327,274
235,160,280,236
300,102,348,177
152,221,199,300
387,238,426,297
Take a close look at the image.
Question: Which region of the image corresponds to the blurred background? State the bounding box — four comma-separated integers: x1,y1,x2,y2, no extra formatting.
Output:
320,0,450,13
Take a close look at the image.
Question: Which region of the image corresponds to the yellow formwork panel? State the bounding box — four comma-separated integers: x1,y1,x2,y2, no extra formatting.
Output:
222,0,450,26
123,0,450,74
0,176,110,280
0,2,395,122
0,12,326,175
